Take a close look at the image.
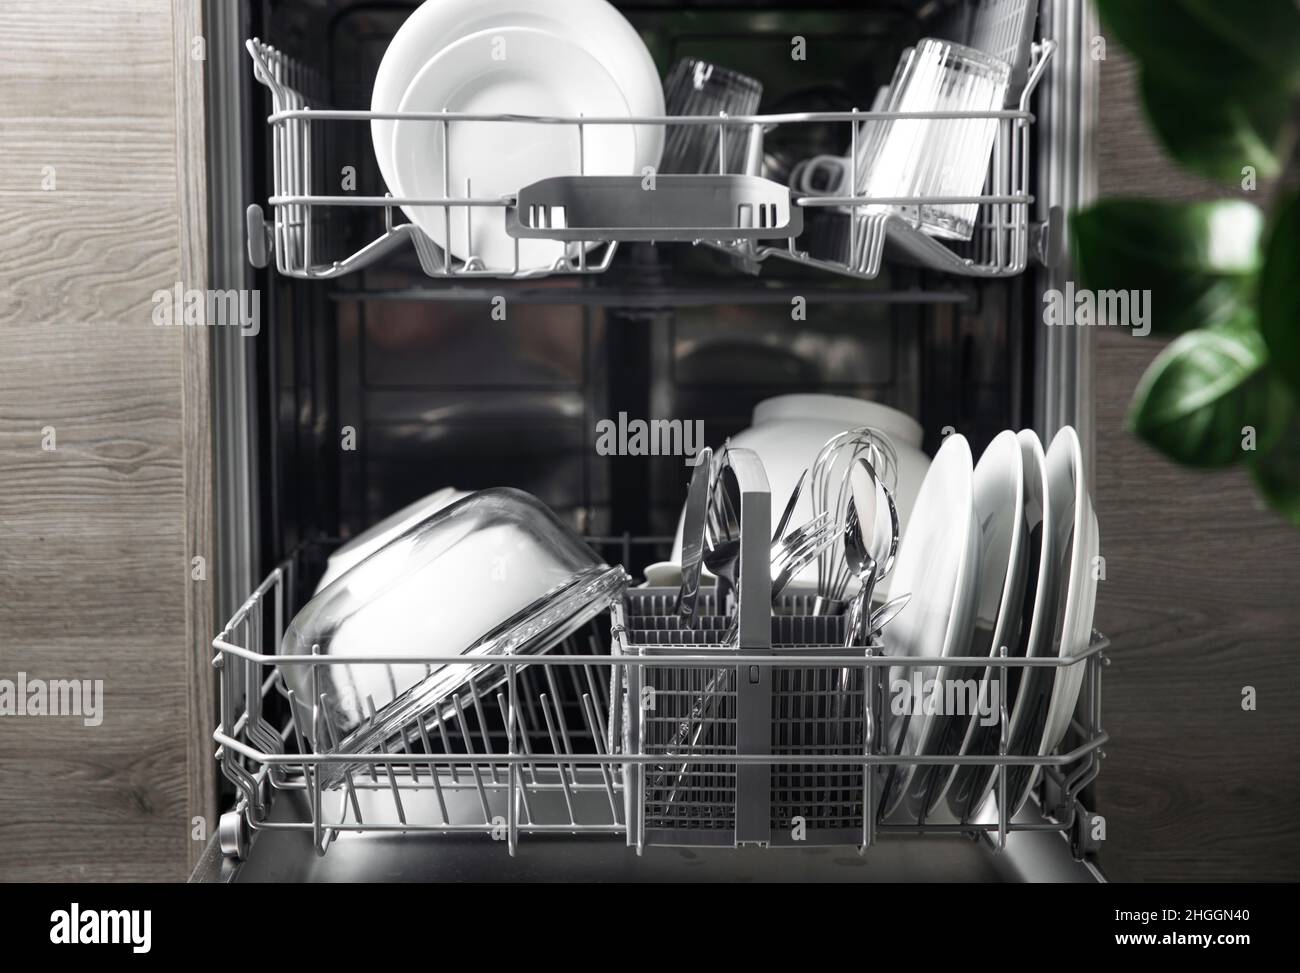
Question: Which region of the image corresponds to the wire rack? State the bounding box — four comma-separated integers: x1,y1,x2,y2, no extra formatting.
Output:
212,515,1108,862
243,35,1056,283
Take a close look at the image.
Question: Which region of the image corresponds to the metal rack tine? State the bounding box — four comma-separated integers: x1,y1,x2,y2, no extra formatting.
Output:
452,694,493,824
538,692,578,825
495,691,534,825
365,695,407,826
414,719,451,826
581,692,622,823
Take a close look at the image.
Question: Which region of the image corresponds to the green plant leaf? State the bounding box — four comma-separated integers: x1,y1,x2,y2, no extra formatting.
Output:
1139,70,1290,185
1072,199,1264,336
1096,0,1300,94
1127,319,1291,467
1258,191,1300,397
1251,413,1300,527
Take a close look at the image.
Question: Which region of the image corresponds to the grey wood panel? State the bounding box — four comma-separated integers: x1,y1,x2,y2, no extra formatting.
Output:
173,0,218,875
1091,47,1300,881
0,0,214,882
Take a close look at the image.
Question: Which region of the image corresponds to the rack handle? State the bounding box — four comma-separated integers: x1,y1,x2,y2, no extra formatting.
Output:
717,447,771,649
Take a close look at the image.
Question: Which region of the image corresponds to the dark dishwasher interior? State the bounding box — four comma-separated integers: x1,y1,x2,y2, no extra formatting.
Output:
242,0,1038,581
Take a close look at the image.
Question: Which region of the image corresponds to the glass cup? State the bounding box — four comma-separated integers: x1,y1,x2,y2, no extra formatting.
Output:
661,58,763,175
868,39,1010,240
792,40,1009,243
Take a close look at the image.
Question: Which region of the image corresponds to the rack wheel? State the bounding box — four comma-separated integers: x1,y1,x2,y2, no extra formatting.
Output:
1071,809,1105,860
246,204,270,269
219,811,249,860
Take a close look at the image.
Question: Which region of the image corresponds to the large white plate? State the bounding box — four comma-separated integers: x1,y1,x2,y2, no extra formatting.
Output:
1037,427,1099,761
948,429,1048,820
999,425,1096,815
912,429,1027,820
879,433,979,819
371,0,664,201
391,27,638,271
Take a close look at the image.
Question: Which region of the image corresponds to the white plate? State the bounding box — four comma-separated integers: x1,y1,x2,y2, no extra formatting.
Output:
391,27,638,271
912,429,1027,820
879,433,979,818
316,487,470,593
998,426,1097,815
948,429,1048,820
371,0,663,202
1038,427,1099,760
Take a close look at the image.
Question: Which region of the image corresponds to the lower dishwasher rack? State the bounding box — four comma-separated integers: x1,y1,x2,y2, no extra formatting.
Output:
207,541,1109,881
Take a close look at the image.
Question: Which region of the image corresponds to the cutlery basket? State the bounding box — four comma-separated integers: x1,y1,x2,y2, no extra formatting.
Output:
615,589,876,848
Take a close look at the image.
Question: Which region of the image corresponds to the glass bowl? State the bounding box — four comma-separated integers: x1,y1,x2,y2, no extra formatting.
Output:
279,488,627,776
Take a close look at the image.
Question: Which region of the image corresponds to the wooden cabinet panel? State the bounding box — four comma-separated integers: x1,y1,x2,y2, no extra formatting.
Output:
0,0,213,881
1091,48,1300,881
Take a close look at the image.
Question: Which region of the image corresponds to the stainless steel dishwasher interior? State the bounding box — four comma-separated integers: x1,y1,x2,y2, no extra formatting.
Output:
200,0,1100,882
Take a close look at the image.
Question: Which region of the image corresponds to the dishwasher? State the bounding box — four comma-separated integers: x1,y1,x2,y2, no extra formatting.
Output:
193,0,1106,883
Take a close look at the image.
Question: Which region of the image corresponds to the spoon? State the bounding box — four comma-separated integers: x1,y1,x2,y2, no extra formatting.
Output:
842,458,899,645
866,592,911,638
842,501,878,648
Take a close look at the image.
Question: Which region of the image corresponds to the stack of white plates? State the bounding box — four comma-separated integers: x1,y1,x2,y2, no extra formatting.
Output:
372,0,665,273
878,426,1099,824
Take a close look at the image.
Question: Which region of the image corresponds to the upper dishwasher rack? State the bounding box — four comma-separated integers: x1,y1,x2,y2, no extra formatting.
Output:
245,37,1056,282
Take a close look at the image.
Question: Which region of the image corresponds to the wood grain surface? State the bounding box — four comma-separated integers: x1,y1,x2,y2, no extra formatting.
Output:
0,0,214,881
1091,49,1300,882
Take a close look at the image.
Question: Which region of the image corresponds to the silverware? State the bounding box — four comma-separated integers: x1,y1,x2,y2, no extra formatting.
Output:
810,427,899,613
841,458,901,646
842,500,879,648
771,512,835,604
703,510,834,629
772,468,808,544
675,446,713,627
867,592,911,636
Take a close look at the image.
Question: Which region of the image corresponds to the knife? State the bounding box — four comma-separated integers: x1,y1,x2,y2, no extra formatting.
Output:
674,445,713,627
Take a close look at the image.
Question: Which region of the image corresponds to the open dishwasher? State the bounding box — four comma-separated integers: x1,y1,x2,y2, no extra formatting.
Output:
196,0,1104,882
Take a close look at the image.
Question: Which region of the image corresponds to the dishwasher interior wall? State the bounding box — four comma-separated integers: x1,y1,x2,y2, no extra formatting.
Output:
210,0,1044,590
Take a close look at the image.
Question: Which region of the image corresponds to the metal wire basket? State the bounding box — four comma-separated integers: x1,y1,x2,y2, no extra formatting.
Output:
243,34,1056,283
213,476,1108,861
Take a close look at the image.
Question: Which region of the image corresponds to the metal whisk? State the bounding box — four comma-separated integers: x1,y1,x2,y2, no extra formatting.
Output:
810,426,900,613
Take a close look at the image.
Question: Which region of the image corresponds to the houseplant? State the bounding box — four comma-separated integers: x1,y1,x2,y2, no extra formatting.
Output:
1072,0,1300,524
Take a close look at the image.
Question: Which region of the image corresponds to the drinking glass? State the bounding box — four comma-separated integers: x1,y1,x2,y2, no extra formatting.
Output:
661,58,763,175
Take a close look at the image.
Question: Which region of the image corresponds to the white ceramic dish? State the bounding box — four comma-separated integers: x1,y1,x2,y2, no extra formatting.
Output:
371,0,664,209
317,487,469,593
947,429,1046,820
391,26,638,272
999,426,1097,816
879,433,978,818
912,429,1026,819
1037,427,1099,764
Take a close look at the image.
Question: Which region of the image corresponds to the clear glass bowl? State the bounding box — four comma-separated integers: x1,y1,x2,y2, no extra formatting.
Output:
279,488,627,777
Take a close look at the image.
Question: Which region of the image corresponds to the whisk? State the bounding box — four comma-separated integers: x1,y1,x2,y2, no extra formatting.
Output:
810,426,900,612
